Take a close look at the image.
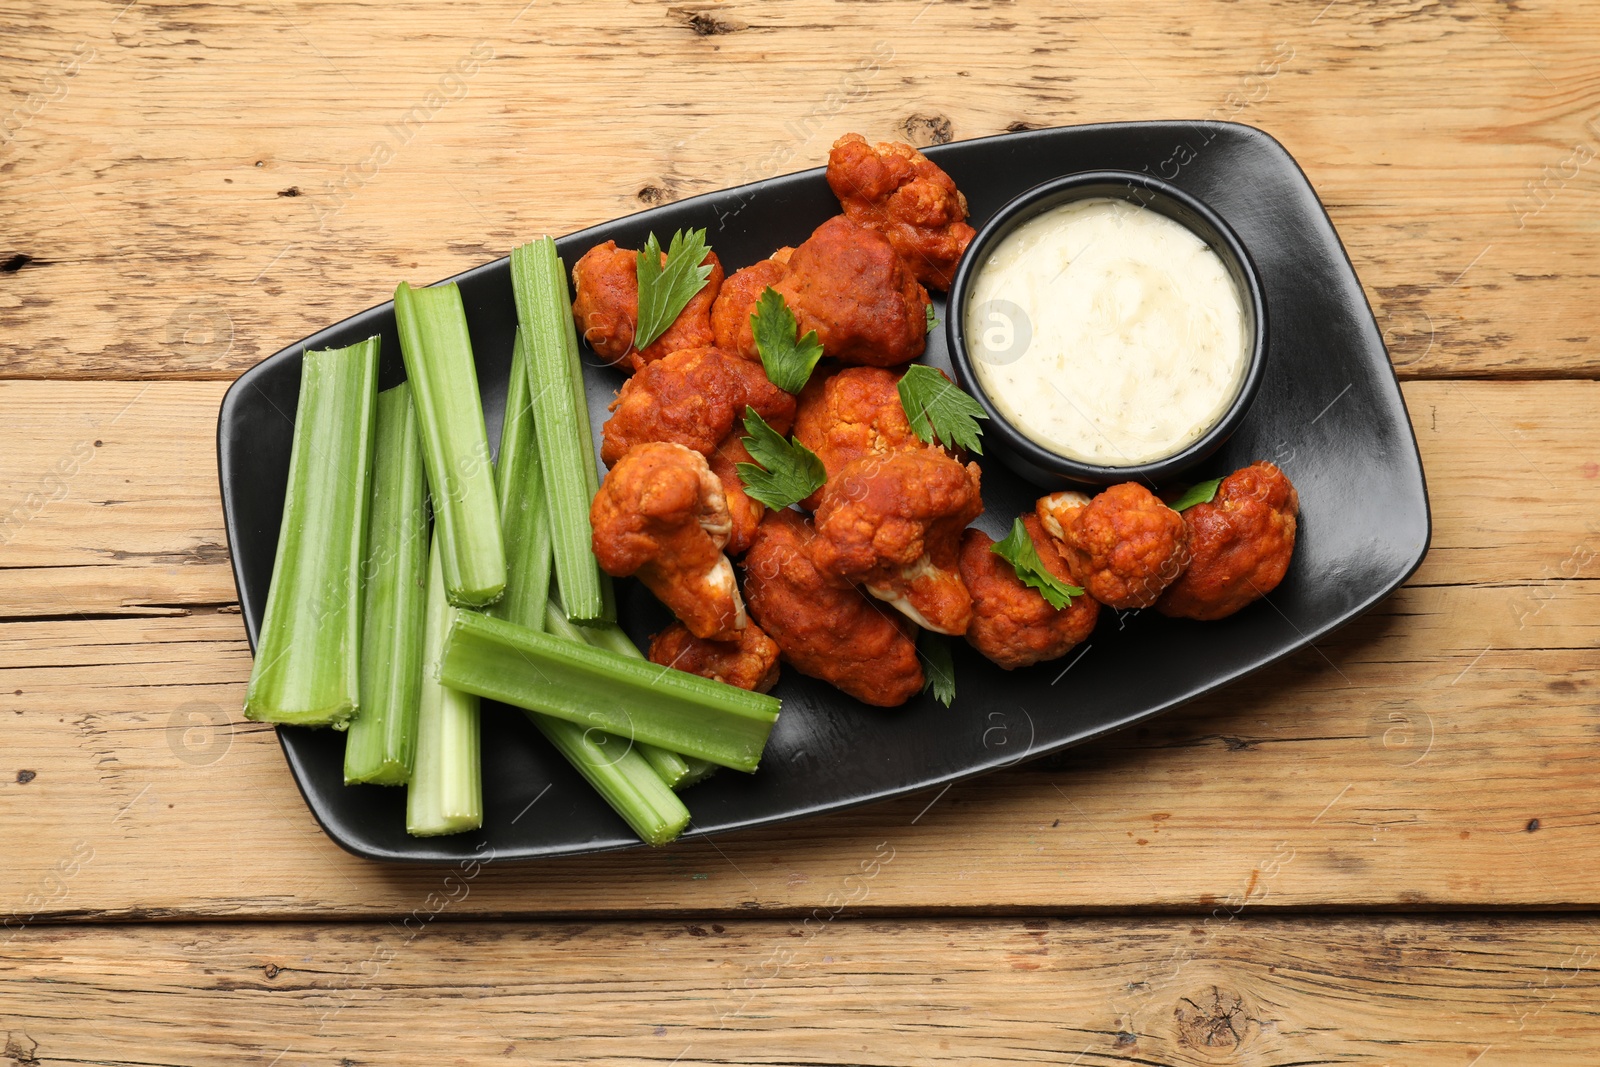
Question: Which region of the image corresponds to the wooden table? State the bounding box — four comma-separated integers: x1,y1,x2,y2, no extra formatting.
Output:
4,1,1599,1062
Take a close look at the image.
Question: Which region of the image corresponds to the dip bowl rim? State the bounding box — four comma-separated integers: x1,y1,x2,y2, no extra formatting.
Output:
945,167,1269,489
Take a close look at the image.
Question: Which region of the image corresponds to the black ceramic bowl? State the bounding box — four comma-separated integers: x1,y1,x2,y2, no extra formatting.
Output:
946,169,1268,489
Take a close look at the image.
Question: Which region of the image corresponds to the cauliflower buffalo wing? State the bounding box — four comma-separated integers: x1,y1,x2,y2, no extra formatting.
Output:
826,132,975,292
959,516,1099,670
812,449,983,635
792,365,927,509
1037,482,1191,611
648,620,781,694
713,216,929,368
1158,462,1300,621
590,442,744,641
705,431,766,557
571,241,725,374
709,250,792,358
600,345,795,468
742,508,923,707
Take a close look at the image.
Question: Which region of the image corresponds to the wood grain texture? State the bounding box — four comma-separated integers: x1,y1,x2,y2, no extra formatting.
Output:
3,917,1599,1065
2,0,1598,380
3,378,1597,918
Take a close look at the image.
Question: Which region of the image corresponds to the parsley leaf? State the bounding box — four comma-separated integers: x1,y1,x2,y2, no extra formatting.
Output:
751,287,824,393
634,228,715,351
925,304,939,333
1169,477,1223,513
735,408,827,510
991,518,1084,610
897,363,988,455
920,632,956,707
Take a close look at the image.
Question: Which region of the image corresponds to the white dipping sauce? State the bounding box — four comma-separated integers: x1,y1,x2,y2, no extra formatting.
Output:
965,196,1249,466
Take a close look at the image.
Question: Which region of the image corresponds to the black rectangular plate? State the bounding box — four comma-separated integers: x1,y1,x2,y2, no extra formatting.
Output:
217,122,1431,863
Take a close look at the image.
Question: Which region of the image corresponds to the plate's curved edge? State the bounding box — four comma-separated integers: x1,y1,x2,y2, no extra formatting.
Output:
1210,121,1435,578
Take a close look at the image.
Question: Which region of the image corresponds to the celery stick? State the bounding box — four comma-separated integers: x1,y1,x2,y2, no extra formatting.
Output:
542,604,692,829
675,758,719,790
492,377,685,835
555,603,718,790
345,383,430,783
440,610,779,772
540,600,690,788
244,336,380,726
487,327,552,631
638,744,692,788
393,280,506,607
406,535,482,836
510,237,609,623
527,716,690,846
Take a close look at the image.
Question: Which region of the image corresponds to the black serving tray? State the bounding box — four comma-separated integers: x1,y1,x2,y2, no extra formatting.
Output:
217,121,1430,862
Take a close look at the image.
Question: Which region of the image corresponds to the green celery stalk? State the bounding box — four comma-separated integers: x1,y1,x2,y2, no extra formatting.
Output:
527,715,690,846
540,600,691,789
344,383,430,783
548,599,716,791
393,280,506,607
491,374,685,838
406,534,483,836
674,758,719,790
637,743,694,788
244,336,380,726
487,327,552,631
439,610,779,773
510,237,610,623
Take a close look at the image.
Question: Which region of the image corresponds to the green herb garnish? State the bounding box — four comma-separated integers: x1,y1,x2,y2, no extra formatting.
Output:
751,287,824,393
634,228,714,351
991,518,1084,609
1169,477,1224,513
921,632,956,707
735,408,827,510
897,363,987,455
925,304,939,333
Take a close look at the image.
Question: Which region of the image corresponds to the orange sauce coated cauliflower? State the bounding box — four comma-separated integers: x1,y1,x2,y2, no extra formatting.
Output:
590,442,744,641
571,241,724,374
960,515,1100,669
1158,462,1300,621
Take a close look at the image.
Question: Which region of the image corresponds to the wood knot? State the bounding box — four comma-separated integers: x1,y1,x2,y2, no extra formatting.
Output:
15,770,35,784
637,184,670,205
901,113,953,147
1,253,34,273
1174,986,1257,1056
674,7,744,35
3,1031,39,1066
276,186,301,197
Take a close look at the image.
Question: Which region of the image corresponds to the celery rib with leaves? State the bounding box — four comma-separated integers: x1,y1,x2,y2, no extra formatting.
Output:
510,237,611,623
344,382,431,784
406,533,483,837
244,336,380,727
394,280,506,608
439,610,779,773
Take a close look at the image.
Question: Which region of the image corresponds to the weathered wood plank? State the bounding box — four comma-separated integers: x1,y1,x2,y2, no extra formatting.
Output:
1,0,1597,380
2,917,1598,1065
0,381,235,617
1,378,1597,917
